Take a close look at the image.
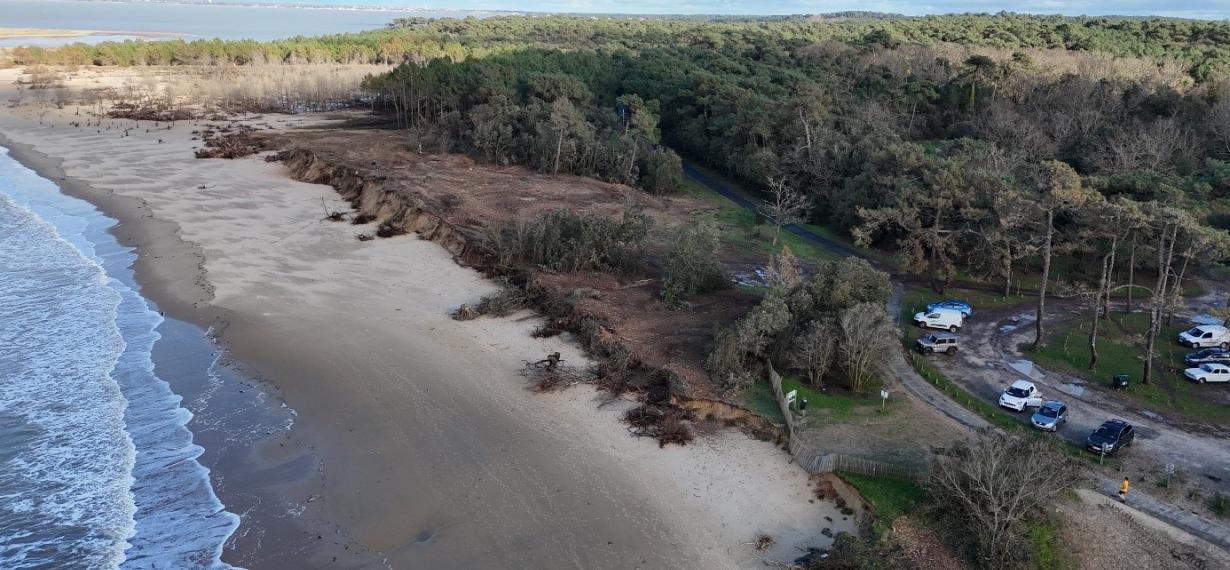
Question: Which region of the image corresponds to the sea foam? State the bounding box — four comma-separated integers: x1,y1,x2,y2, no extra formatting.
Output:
0,148,239,569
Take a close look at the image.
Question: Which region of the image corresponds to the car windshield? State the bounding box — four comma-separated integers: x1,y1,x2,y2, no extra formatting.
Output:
1006,387,1028,398
1187,327,1205,336
1038,407,1059,418
1202,364,1216,372
1094,427,1118,439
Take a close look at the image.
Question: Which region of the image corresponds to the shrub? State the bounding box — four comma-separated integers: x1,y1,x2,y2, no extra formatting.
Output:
661,220,727,306
480,203,651,272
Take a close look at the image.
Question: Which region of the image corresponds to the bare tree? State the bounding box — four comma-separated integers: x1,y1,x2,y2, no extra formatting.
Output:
1142,206,1185,385
1030,160,1099,349
764,245,802,291
759,177,811,246
838,303,894,393
788,320,836,388
927,431,1083,569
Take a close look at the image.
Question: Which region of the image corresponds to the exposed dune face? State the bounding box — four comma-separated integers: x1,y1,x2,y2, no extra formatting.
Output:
0,68,853,568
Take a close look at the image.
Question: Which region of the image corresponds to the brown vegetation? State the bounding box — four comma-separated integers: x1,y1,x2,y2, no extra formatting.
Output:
194,125,265,159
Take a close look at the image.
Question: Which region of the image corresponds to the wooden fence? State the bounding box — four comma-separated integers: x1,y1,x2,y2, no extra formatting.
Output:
770,364,923,482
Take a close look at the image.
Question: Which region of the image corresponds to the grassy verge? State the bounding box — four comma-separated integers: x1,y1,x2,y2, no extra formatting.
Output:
1026,311,1230,422
682,177,840,263
744,375,900,425
838,473,928,534
1026,513,1078,570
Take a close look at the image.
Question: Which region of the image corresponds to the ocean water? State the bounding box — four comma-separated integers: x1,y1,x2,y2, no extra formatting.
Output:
1,0,495,43
0,147,239,569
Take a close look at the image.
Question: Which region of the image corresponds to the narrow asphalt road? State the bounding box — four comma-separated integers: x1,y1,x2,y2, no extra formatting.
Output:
682,162,860,259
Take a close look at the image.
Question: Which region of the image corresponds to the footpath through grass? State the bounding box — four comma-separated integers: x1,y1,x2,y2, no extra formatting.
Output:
1026,311,1230,422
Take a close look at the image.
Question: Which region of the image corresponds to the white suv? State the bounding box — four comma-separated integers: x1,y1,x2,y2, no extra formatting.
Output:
998,380,1044,412
1178,325,1230,349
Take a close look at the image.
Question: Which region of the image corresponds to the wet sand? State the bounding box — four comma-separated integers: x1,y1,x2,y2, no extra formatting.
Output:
0,69,853,568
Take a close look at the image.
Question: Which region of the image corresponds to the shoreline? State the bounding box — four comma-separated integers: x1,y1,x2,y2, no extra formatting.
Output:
0,89,850,568
0,132,349,566
0,27,186,40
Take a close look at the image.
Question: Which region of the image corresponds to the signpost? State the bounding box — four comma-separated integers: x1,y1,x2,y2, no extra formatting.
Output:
786,389,798,414
1165,463,1175,487
880,389,890,412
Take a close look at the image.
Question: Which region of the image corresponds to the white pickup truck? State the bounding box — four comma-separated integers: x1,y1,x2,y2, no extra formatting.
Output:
998,379,1044,412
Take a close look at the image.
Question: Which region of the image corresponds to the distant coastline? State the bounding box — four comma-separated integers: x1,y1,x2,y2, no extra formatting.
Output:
0,27,186,40
55,0,516,16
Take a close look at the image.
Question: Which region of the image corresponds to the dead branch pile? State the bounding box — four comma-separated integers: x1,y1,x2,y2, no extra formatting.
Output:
195,126,264,159
351,213,376,225
624,404,695,448
527,365,591,392
452,284,529,320
108,101,195,122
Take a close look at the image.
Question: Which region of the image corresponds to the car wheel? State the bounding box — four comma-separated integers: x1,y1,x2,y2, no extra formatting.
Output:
948,347,958,355
949,325,959,333
924,347,933,354
1200,377,1206,384
1222,342,1229,350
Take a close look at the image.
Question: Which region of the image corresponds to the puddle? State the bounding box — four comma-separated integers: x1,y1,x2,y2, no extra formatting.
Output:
1008,360,1035,377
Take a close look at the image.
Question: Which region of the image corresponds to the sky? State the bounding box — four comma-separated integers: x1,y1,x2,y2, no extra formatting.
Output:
266,0,1230,19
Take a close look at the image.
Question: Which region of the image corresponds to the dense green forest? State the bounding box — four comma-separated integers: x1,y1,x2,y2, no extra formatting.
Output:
11,13,1230,80
348,15,1230,387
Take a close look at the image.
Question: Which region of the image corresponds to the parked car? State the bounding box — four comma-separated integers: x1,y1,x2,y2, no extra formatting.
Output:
1030,400,1069,432
913,307,964,333
925,300,973,317
915,332,959,355
1086,419,1134,455
1177,324,1230,349
1184,347,1230,367
998,379,1044,412
1184,362,1230,384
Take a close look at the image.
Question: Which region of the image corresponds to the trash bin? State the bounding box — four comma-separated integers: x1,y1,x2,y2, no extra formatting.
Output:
1111,374,1130,390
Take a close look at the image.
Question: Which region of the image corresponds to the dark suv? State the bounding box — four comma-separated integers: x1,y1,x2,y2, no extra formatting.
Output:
1184,348,1230,367
1086,419,1134,455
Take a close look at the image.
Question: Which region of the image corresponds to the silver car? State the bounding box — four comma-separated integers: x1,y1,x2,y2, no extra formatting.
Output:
1030,401,1068,432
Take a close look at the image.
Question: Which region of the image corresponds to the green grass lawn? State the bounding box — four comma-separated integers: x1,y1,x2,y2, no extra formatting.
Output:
744,375,898,425
1026,312,1230,422
839,472,928,527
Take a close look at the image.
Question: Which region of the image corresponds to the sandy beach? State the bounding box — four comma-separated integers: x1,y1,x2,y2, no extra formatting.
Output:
0,68,854,568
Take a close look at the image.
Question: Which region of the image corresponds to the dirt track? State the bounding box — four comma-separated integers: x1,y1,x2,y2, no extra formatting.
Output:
921,298,1230,549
